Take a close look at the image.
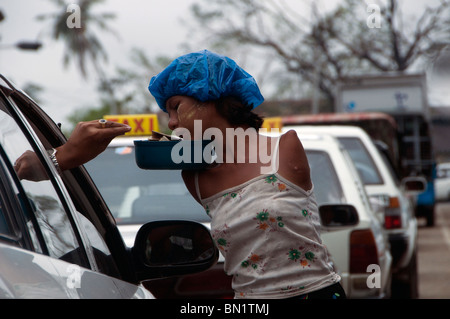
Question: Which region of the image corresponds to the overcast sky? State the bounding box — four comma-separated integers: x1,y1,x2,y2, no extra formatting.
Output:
1,0,202,129
1,0,449,130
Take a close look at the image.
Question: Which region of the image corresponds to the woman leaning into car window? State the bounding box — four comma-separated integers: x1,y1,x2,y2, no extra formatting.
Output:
21,50,346,300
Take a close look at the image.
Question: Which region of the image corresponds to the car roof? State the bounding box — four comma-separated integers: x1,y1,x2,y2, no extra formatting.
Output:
438,162,450,169
281,112,397,128
299,132,343,152
283,125,370,137
108,136,145,147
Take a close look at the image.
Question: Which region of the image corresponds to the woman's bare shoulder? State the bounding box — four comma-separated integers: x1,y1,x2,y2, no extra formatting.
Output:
277,129,312,191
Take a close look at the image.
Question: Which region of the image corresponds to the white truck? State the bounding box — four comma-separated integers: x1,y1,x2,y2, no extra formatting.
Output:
336,73,429,118
336,73,436,226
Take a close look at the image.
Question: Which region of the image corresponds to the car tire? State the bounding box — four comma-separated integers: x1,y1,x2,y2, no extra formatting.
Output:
426,207,435,227
391,250,419,299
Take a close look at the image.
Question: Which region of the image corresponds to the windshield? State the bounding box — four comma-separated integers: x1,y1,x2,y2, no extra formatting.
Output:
84,145,209,224
337,137,383,185
305,150,345,204
86,145,346,224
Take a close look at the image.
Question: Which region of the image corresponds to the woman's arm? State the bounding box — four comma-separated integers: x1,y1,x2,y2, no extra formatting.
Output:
14,120,131,181
56,120,131,170
276,129,312,191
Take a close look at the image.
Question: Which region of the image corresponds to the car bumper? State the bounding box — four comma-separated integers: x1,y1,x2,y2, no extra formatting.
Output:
339,251,392,299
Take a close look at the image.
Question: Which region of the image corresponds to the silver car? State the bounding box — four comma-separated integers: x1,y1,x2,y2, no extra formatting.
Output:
0,75,218,299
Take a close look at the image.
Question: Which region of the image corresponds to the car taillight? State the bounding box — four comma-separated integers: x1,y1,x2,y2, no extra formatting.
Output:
385,215,401,229
384,196,402,229
350,229,379,273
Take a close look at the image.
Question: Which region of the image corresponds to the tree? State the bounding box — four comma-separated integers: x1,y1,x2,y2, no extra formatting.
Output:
37,0,117,78
315,0,450,72
65,47,174,130
22,83,44,104
37,0,121,115
187,0,450,110
106,48,175,114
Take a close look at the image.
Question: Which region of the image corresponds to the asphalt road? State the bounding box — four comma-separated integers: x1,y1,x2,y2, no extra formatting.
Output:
418,202,450,299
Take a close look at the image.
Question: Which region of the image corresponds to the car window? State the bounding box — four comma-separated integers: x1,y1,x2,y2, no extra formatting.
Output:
377,146,401,185
337,137,383,185
0,171,14,239
5,92,121,276
85,145,209,224
437,166,450,179
0,99,89,268
0,201,9,235
305,150,345,204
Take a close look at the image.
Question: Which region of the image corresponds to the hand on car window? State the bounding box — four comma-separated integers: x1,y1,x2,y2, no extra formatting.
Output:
14,150,48,181
56,120,131,171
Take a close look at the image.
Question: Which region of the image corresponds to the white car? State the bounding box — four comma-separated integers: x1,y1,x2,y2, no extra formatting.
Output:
298,132,392,299
436,162,450,202
85,136,213,247
286,125,423,298
87,132,392,298
85,136,233,298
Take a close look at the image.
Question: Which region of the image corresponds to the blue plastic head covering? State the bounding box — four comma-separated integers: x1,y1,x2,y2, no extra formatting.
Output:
148,49,264,112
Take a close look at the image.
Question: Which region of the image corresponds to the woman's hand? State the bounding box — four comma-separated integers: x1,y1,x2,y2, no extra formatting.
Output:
14,150,47,181
56,120,131,170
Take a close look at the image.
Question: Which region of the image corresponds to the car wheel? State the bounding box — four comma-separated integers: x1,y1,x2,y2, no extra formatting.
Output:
425,207,435,227
391,250,419,299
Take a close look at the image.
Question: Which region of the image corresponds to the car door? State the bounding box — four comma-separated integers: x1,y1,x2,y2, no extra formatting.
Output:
0,77,153,298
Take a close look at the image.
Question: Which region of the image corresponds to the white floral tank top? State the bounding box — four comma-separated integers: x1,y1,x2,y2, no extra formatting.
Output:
195,135,340,299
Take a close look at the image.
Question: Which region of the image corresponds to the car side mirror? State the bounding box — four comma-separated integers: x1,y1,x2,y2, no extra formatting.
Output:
319,204,359,228
401,176,427,195
132,220,219,281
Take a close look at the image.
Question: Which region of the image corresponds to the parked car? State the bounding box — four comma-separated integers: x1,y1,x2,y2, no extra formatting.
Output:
285,125,424,298
85,135,234,298
87,127,392,298
435,162,450,202
0,75,218,299
299,132,392,298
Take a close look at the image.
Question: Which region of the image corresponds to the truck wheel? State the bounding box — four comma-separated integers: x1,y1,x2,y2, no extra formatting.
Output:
391,250,419,299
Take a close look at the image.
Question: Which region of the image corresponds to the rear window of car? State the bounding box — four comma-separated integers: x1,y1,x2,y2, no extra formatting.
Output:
85,146,209,225
305,150,345,205
437,165,450,179
337,137,383,185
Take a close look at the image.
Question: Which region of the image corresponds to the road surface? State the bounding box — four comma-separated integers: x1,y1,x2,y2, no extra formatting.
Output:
418,202,450,298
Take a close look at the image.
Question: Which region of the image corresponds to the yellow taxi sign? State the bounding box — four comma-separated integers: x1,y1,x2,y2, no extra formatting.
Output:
104,114,159,136
261,117,283,130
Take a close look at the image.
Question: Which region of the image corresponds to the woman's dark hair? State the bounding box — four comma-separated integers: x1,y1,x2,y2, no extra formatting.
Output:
214,96,264,130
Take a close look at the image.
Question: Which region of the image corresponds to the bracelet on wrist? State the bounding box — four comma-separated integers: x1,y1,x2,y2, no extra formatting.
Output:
47,148,62,174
